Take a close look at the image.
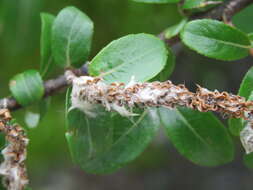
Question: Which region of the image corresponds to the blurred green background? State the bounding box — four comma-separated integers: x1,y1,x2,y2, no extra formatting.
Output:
0,0,253,189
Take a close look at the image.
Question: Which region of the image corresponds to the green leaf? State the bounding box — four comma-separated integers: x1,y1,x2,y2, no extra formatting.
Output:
182,0,222,10
228,118,244,136
66,108,160,174
164,18,188,39
233,5,253,33
67,34,168,173
238,67,253,98
9,70,44,106
0,132,6,150
65,88,72,116
66,107,113,166
248,33,253,40
65,84,159,174
52,6,93,67
39,98,51,120
151,53,175,81
248,33,253,46
159,107,234,166
40,13,55,78
229,66,253,136
180,19,251,61
132,0,180,4
89,33,169,83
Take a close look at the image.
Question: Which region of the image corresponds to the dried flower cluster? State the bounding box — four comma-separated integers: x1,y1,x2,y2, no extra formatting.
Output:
65,71,253,153
66,72,253,120
0,109,29,190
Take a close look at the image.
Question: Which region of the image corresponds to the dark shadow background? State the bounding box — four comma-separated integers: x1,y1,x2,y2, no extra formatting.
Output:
0,0,253,189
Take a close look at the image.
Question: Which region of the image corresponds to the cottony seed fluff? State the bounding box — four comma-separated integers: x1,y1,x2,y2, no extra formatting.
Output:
65,70,253,154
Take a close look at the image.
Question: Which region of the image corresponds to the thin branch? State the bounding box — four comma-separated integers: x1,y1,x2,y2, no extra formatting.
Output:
0,65,88,111
0,0,252,112
196,0,253,21
159,0,253,45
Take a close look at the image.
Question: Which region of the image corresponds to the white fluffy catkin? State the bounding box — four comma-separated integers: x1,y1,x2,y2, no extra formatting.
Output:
69,75,138,117
65,70,253,154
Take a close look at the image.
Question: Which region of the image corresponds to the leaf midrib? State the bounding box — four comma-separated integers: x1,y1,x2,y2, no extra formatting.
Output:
66,12,80,66
20,74,35,103
97,45,163,79
186,32,251,49
176,109,212,149
88,110,148,161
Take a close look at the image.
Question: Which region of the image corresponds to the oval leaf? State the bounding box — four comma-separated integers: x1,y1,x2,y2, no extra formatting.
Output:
40,13,55,78
180,19,251,61
52,6,93,67
9,70,44,106
229,66,253,136
67,108,160,174
238,66,253,98
164,18,188,39
132,0,179,3
182,0,222,10
248,33,253,46
159,107,234,166
228,118,244,136
151,53,175,81
89,33,170,83
68,34,169,173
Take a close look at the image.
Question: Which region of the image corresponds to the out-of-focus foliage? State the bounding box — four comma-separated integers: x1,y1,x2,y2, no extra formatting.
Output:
233,4,253,33
0,0,181,187
1,0,253,189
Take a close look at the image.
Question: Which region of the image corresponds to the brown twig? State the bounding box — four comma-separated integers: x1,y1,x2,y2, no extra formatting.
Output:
0,65,88,111
0,0,252,112
159,0,253,45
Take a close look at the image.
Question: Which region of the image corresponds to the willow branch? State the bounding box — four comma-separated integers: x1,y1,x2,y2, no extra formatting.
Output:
159,0,253,45
0,65,88,111
0,0,252,112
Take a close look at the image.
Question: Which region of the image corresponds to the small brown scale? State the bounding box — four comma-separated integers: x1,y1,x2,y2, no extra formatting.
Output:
81,77,253,122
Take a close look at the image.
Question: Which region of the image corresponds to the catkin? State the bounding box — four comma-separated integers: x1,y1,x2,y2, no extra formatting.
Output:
65,71,253,154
